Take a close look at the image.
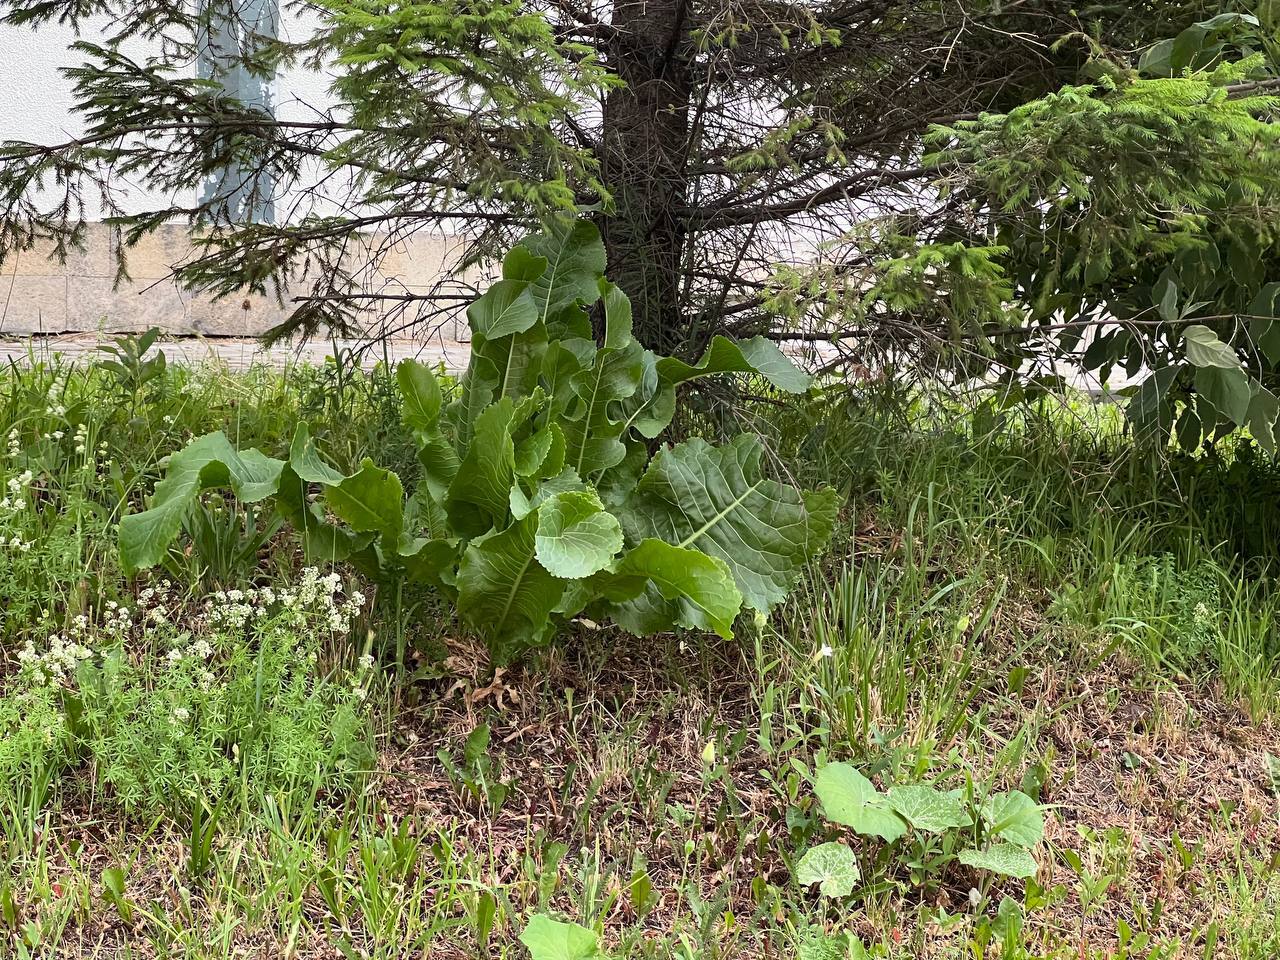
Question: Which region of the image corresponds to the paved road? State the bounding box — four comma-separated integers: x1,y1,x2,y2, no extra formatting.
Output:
1,334,473,372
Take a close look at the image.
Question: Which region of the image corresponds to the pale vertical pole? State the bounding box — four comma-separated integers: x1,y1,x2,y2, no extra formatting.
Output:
196,0,278,222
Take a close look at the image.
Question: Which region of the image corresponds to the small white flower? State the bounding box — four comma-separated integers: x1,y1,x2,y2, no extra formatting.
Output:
968,887,982,909
818,644,835,659
171,706,190,723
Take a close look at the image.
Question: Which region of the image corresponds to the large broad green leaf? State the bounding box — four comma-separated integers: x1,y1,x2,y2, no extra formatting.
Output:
614,351,676,440
397,361,460,500
614,338,810,445
980,791,1044,849
534,490,623,579
276,464,373,564
657,335,811,393
502,245,548,282
447,396,538,537
120,432,284,570
563,343,644,476
619,435,839,612
274,425,375,563
281,425,407,555
562,281,644,476
510,467,585,520
813,763,908,843
1248,387,1280,455
885,785,972,833
399,536,460,592
397,359,443,434
1184,324,1242,369
608,538,743,638
469,278,539,340
1127,366,1178,442
958,844,1038,880
524,218,605,336
457,512,564,658
1195,364,1252,425
287,423,345,486
796,842,860,898
324,460,405,542
542,338,594,418
519,915,603,960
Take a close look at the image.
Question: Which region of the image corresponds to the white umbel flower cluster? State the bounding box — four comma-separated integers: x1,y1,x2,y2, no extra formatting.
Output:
17,633,94,686
204,567,365,631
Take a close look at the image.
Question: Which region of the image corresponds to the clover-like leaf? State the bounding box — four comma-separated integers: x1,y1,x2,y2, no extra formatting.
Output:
814,763,907,843
886,784,972,833
796,841,860,898
958,844,1038,880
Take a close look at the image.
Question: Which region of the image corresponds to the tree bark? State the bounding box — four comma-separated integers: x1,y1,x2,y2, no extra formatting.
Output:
601,0,691,354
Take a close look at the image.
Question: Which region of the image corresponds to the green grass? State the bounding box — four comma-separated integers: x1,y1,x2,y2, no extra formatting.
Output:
1,348,1279,958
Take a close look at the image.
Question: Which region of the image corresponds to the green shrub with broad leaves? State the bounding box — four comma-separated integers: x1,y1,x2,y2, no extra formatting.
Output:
796,763,1046,899
119,220,838,660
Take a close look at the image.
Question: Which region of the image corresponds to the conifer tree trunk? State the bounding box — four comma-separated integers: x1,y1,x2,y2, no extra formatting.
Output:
600,0,692,354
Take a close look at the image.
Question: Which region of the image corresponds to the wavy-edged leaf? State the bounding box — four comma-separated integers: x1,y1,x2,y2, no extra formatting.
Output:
657,335,811,393
120,432,284,570
510,467,584,520
562,280,644,476
958,844,1038,880
457,512,564,658
447,396,538,537
796,842,860,898
886,785,972,833
534,490,623,579
609,538,743,638
524,218,605,336
619,435,839,612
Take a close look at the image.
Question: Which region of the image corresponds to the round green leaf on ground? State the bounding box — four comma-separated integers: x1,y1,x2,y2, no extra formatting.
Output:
813,762,907,843
959,844,1039,879
796,841,861,898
